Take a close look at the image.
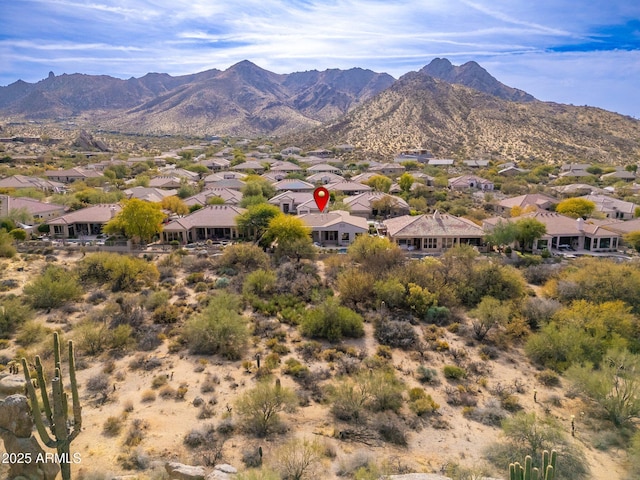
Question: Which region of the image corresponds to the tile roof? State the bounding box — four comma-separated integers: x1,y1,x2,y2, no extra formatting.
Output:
163,205,246,231
385,212,484,238
298,210,368,230
48,204,121,225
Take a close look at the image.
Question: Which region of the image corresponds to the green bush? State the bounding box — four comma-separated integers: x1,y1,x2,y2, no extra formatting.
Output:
243,269,277,297
300,298,364,343
0,296,33,338
23,265,83,309
443,365,467,380
235,379,298,437
183,292,248,359
77,252,159,292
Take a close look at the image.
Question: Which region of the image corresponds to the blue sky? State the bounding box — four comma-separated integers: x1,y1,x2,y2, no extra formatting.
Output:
1,0,639,118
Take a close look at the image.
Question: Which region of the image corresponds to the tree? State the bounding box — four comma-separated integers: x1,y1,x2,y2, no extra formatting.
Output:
567,348,640,426
555,198,596,218
470,296,511,341
624,230,640,252
364,175,392,193
347,235,405,276
236,204,282,244
183,293,248,359
236,379,298,437
514,218,546,251
242,176,276,199
300,297,364,342
104,199,165,244
484,219,518,251
160,195,189,215
23,265,83,309
398,173,415,193
265,215,311,248
271,438,323,480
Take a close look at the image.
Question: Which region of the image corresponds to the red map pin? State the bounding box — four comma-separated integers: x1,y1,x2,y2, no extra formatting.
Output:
313,186,329,212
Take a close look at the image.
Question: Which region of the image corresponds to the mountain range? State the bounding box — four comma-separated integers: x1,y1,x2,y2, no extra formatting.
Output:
1,58,639,163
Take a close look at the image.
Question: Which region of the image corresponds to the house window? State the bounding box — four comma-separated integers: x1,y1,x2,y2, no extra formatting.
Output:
599,238,611,249
341,232,350,242
443,238,454,249
325,231,337,241
424,238,437,249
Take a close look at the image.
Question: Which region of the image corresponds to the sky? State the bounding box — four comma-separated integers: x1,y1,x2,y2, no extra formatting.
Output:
1,0,639,118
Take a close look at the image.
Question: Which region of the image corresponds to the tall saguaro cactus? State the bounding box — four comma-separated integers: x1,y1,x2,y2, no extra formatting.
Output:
509,449,557,480
21,332,82,480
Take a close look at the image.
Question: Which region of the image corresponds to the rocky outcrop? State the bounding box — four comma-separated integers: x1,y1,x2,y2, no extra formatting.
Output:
165,462,207,480
0,374,26,397
0,394,60,480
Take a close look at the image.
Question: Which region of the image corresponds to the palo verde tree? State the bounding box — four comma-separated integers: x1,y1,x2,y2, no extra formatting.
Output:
513,218,547,252
236,204,282,245
555,198,596,219
104,198,165,244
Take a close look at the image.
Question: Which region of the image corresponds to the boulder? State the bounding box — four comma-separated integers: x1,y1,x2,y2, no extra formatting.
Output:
165,462,207,480
0,395,33,437
0,375,26,398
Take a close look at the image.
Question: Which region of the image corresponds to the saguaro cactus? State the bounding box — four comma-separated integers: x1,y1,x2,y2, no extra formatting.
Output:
509,449,557,480
21,332,82,480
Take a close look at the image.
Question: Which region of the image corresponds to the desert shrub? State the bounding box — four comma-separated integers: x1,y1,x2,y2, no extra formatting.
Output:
183,292,248,359
374,320,419,350
236,379,298,437
123,419,149,447
329,369,404,422
0,230,16,258
443,365,467,380
408,388,440,416
143,290,171,311
485,412,588,479
347,235,406,276
87,373,110,392
217,243,270,273
77,252,159,292
23,265,83,309
15,321,49,346
275,261,323,302
141,389,156,402
152,304,181,324
243,269,277,297
416,365,439,385
300,297,364,343
470,296,511,341
463,398,507,427
373,278,406,309
271,437,323,480
525,322,597,372
151,375,168,389
103,416,124,436
521,297,562,330
523,264,560,285
282,358,310,379
0,296,34,338
336,268,375,309
536,369,561,387
375,412,408,446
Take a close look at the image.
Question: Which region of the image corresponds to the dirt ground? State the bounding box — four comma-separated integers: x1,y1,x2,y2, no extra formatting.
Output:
0,253,629,479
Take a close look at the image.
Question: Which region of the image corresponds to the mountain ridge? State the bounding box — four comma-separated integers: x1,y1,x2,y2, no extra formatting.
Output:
1,59,639,163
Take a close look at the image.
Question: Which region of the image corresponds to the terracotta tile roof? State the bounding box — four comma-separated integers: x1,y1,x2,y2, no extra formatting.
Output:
298,210,368,230
48,204,121,225
163,205,246,231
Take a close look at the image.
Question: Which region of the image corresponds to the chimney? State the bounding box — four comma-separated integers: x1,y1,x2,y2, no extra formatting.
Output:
110,206,117,218
576,217,584,232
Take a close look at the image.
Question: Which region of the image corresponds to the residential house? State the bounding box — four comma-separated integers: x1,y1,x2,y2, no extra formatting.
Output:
47,204,121,238
123,187,178,203
197,158,231,171
273,179,315,192
428,159,454,167
369,163,406,175
463,160,490,168
601,169,636,182
0,195,66,221
271,161,303,174
306,173,345,185
45,167,102,183
184,188,243,207
384,211,485,252
498,166,530,176
448,175,494,191
0,175,65,193
306,149,333,158
269,192,318,214
579,194,639,220
334,144,355,153
326,181,372,196
148,176,185,189
231,161,266,173
343,192,410,219
495,193,557,215
483,211,621,252
162,205,246,243
298,210,368,246
307,164,342,174
206,179,246,191
261,172,287,183
280,146,302,156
